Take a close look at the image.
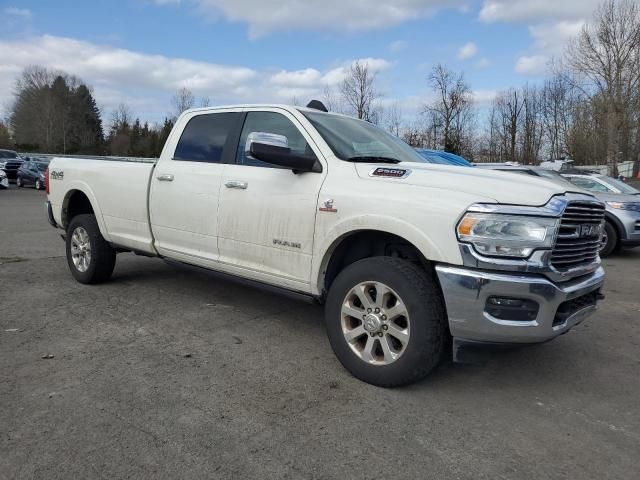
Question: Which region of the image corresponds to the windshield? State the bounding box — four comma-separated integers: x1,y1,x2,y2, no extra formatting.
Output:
0,151,19,159
535,169,576,186
598,176,640,195
301,110,428,164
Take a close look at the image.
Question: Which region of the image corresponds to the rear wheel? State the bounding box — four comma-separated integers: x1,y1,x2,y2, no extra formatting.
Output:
599,221,618,257
324,257,447,387
66,214,116,284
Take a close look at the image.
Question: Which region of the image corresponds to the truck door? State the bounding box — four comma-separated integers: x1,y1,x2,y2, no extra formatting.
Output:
217,109,326,288
149,110,243,264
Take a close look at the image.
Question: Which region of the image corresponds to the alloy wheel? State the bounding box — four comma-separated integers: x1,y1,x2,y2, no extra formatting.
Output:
70,226,92,272
340,281,410,365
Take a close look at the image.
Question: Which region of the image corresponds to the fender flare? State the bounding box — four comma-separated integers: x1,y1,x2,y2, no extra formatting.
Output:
61,181,112,242
311,215,447,295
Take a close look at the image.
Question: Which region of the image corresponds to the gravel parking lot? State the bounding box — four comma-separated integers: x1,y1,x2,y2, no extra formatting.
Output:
1,186,639,479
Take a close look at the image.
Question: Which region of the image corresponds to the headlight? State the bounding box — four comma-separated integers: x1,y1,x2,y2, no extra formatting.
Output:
606,201,640,212
457,213,558,258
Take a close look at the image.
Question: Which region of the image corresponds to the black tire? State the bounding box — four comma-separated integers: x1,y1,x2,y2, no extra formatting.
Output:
599,221,618,257
66,214,116,284
324,257,447,387
16,177,22,188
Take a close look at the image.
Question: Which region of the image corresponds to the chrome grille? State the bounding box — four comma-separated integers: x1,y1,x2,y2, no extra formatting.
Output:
551,201,605,270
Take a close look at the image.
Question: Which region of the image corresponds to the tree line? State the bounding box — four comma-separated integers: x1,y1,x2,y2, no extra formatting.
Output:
323,0,640,175
1,0,638,175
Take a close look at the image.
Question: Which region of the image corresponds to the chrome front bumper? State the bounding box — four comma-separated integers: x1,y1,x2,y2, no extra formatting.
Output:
435,265,605,343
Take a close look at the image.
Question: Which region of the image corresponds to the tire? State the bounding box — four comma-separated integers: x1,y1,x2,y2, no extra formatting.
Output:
16,177,22,188
599,221,618,257
66,214,116,284
35,179,42,190
324,257,447,387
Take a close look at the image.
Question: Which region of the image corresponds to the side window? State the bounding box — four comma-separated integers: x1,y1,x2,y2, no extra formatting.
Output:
236,111,312,168
570,177,611,193
173,112,240,163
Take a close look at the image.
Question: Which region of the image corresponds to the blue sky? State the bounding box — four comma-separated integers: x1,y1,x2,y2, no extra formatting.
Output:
0,0,600,124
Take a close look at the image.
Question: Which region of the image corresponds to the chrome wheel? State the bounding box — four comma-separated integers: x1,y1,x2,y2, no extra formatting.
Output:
16,177,22,187
35,180,41,190
70,226,92,272
341,281,410,366
599,230,608,253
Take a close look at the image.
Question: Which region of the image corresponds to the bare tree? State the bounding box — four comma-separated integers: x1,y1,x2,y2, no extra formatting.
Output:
494,89,525,162
199,96,211,108
340,61,381,122
171,87,196,119
520,85,545,165
385,101,403,137
111,103,132,131
566,0,640,175
425,64,474,155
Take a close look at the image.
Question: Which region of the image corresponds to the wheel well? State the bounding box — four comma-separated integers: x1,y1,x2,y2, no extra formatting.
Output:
604,214,623,242
322,230,430,294
62,190,94,229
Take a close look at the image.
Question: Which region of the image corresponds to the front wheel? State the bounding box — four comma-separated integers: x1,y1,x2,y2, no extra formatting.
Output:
599,221,618,257
35,179,42,190
16,177,22,188
66,214,116,284
324,257,447,387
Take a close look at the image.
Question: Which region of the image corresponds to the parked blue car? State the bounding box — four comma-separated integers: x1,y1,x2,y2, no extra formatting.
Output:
415,149,472,167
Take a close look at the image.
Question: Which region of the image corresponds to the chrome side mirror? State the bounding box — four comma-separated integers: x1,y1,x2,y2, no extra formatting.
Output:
245,131,288,155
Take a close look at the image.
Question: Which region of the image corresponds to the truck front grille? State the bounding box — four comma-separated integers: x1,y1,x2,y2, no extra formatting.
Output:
551,201,605,271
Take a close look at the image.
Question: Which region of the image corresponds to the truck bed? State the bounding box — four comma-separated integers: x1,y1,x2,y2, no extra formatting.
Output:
47,155,157,254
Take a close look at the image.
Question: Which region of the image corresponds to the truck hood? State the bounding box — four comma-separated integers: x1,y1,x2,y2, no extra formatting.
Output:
355,162,587,206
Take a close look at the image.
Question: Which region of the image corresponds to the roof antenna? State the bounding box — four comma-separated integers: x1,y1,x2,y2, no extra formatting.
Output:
306,100,328,112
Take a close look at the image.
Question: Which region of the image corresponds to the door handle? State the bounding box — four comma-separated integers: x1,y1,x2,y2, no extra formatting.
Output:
157,174,174,182
225,180,248,189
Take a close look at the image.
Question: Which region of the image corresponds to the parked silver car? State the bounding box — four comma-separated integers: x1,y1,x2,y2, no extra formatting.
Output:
563,173,640,255
476,165,640,256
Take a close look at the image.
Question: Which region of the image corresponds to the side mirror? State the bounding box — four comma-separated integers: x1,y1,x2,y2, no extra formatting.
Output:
246,131,321,173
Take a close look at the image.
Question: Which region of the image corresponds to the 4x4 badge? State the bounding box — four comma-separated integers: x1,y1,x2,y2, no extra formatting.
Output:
319,199,337,213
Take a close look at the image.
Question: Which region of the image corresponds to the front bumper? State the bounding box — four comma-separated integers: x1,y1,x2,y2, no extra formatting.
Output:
435,265,605,343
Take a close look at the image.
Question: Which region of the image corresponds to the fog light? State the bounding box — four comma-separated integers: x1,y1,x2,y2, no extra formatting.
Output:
485,296,539,321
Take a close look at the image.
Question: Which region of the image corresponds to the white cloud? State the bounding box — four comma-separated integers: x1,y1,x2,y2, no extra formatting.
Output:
4,7,32,18
528,20,584,55
478,2,594,78
472,89,497,105
168,0,466,37
475,57,491,69
515,55,548,75
388,40,408,53
0,35,392,121
457,42,478,60
479,0,599,23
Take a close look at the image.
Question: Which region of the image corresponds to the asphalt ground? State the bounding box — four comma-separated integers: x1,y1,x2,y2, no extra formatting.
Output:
1,186,639,479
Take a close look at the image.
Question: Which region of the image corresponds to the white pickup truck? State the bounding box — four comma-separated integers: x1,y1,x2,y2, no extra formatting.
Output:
45,103,605,386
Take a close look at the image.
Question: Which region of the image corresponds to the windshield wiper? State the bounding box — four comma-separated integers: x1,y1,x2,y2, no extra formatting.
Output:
345,156,401,164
